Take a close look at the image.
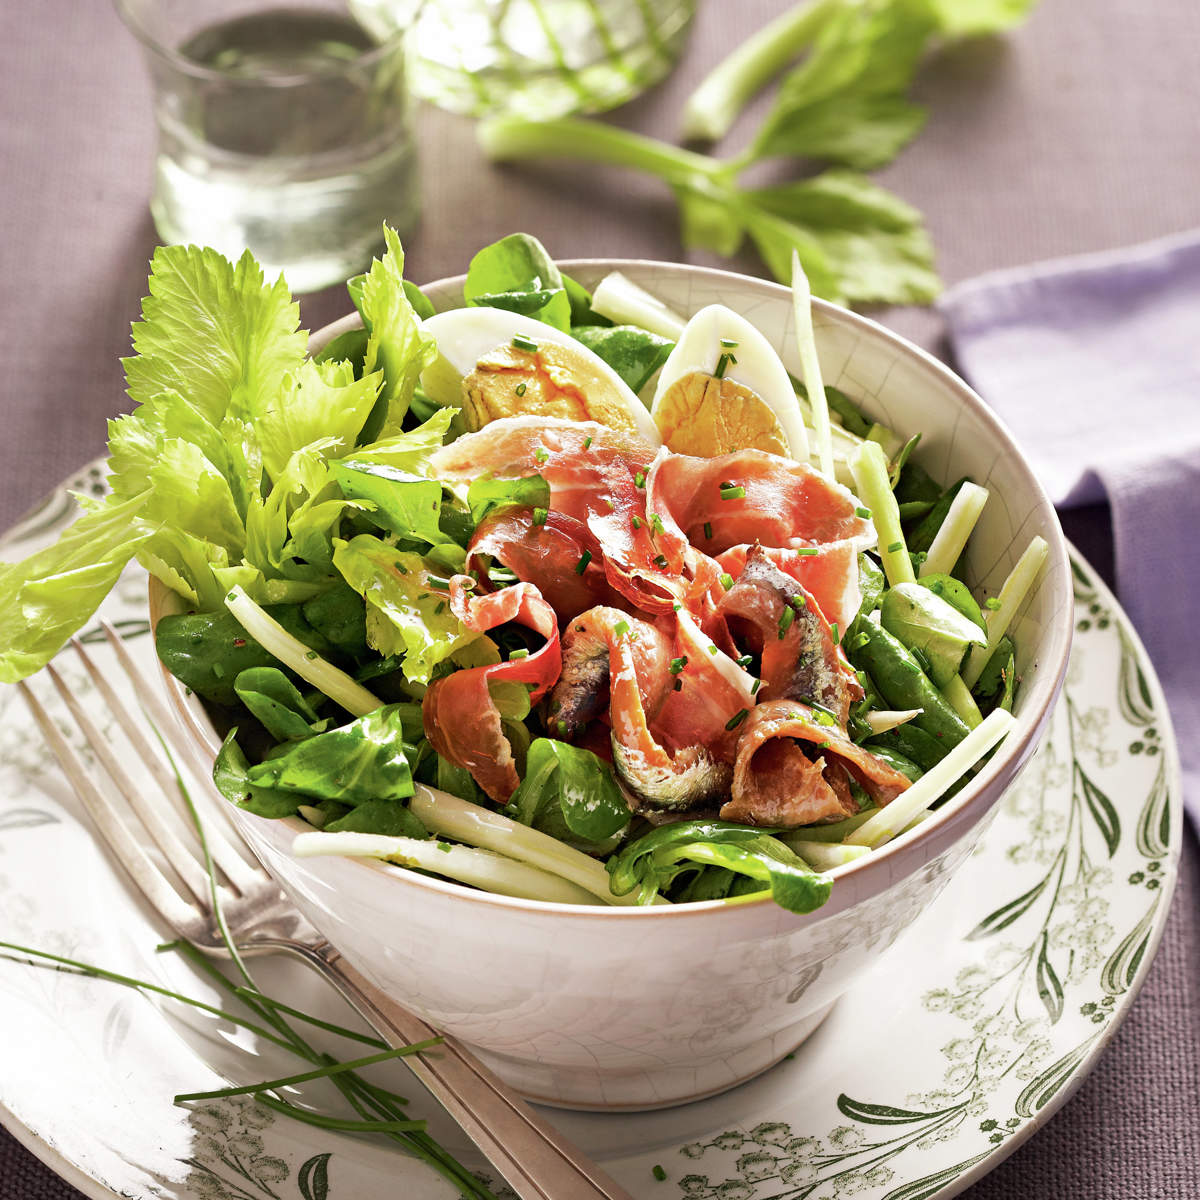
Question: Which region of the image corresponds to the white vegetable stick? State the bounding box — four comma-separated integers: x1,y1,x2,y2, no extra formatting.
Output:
846,708,1016,848
225,585,381,717
864,708,922,735
781,839,872,871
791,252,833,478
919,482,989,578
408,785,654,906
960,536,1050,688
590,272,687,339
849,441,915,586
292,831,598,905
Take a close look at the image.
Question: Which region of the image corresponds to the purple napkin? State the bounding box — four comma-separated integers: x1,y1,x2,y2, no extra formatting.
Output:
939,229,1200,826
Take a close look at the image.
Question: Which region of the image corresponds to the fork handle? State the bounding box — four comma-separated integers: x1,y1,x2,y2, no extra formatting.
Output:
272,938,635,1200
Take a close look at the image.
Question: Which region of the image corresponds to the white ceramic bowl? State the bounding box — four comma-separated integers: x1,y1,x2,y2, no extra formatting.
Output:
153,261,1073,1111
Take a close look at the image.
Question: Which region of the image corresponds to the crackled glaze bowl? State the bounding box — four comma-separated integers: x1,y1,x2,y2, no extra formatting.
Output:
152,261,1073,1111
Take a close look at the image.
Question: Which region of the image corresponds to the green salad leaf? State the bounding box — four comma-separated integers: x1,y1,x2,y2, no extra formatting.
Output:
570,325,675,394
466,474,551,525
507,738,629,849
607,821,833,913
464,232,572,331
234,667,323,743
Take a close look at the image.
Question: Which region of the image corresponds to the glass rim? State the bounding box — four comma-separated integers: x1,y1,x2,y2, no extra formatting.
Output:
113,0,410,86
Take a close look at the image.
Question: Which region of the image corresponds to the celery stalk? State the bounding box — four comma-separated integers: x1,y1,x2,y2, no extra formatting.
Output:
960,536,1050,688
846,708,1016,848
782,839,872,871
849,441,914,586
791,251,833,477
224,585,382,717
590,271,687,338
919,481,988,578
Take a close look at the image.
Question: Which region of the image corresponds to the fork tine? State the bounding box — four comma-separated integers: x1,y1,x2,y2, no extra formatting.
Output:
18,677,200,934
44,659,213,906
88,627,263,895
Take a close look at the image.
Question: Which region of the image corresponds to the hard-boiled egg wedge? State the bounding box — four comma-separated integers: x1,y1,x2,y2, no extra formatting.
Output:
650,304,809,460
421,307,661,445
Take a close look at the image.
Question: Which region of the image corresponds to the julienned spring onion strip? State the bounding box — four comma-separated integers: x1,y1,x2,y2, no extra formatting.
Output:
407,784,660,906
590,271,687,339
960,536,1050,689
292,831,598,905
224,585,381,717
781,839,872,871
864,708,922,735
940,674,983,729
846,708,1017,848
782,809,877,843
849,441,915,586
790,251,828,475
919,482,989,578
680,0,834,142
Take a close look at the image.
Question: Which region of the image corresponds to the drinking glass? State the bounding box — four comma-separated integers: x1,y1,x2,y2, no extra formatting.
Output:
354,0,697,118
117,0,421,292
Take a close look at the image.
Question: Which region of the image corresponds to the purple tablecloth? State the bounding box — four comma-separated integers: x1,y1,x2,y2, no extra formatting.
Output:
1,1,1198,1196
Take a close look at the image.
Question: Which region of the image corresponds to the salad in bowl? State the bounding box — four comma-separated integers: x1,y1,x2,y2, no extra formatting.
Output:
0,231,1071,1107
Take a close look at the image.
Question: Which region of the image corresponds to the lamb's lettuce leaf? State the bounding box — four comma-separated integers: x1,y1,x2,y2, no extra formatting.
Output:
233,667,323,742
463,232,572,331
570,325,674,394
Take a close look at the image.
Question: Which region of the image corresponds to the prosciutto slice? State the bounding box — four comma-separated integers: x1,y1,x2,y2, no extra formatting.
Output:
724,699,912,828
646,447,874,556
422,580,561,803
466,507,617,623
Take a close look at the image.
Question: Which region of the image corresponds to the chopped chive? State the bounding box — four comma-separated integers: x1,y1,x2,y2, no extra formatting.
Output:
669,656,688,674
508,648,529,660
653,554,669,569
791,594,808,610
434,600,446,615
613,620,630,637
703,522,713,539
672,602,683,612
425,574,450,590
634,471,647,488
887,540,903,554
707,644,718,655
649,512,665,535
830,622,840,645
575,550,592,575
778,607,795,638
583,435,593,450
855,506,872,519
534,446,549,464
751,678,763,694
720,484,746,500
720,573,735,591
532,506,548,526
796,547,819,556
714,351,738,379
653,1164,668,1182
719,337,739,349
632,515,643,530
515,383,527,396
725,708,749,730
436,841,452,853
985,596,1002,611
736,653,753,668
512,333,538,352
673,678,683,691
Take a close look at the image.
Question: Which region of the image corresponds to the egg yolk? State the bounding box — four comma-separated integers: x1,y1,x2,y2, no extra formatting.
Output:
462,342,641,434
654,371,788,457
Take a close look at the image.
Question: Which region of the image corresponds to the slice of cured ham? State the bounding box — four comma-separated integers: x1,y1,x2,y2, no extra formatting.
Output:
422,580,561,803
724,699,912,828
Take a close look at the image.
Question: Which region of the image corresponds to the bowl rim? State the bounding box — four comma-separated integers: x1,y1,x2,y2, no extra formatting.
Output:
165,257,1073,921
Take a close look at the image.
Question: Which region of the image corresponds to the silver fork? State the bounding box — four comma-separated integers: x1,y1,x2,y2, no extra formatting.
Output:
17,624,634,1200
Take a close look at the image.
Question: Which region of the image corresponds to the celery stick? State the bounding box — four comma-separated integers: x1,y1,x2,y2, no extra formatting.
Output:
408,785,656,906
919,481,988,578
292,831,598,906
784,809,878,843
680,0,834,141
846,708,1016,848
791,252,834,478
940,674,983,729
849,441,914,586
782,839,872,871
960,537,1050,688
589,271,687,339
225,585,381,717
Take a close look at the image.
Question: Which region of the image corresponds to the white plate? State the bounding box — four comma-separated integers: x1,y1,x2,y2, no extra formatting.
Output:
0,467,1182,1200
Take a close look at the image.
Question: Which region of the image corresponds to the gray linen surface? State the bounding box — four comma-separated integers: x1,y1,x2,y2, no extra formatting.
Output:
1,1,1198,1197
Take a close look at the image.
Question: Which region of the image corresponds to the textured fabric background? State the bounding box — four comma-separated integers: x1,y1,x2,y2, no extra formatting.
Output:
1,1,1198,1196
